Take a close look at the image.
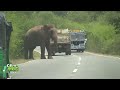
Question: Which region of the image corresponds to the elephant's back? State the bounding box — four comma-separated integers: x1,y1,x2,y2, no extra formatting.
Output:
24,25,44,46
30,25,43,31
27,25,43,33
26,25,43,36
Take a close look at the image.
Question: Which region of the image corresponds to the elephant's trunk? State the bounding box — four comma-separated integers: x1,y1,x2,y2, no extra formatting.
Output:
51,32,58,48
52,36,57,46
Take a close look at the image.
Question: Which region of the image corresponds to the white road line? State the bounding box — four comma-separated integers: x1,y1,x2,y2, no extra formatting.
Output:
79,57,81,63
72,55,82,65
85,52,120,60
72,54,78,58
77,57,81,65
69,54,82,73
79,57,81,61
73,69,78,72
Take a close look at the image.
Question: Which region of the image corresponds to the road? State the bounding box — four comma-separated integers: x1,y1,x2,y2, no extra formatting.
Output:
10,47,120,79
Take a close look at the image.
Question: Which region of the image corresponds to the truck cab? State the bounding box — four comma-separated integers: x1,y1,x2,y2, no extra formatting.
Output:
70,30,87,52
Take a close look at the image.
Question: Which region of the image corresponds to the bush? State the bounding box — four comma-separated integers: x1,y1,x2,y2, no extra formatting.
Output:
4,11,120,59
5,11,85,59
85,21,117,54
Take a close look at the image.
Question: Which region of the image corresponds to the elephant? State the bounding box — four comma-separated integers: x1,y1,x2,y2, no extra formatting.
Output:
24,24,58,59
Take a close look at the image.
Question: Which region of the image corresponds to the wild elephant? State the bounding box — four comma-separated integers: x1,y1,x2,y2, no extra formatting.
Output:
24,24,58,59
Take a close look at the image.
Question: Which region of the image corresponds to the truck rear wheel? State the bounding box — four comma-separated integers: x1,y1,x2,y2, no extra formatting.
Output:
68,50,71,55
81,50,84,53
77,49,80,52
65,52,68,55
65,50,71,55
69,52,71,55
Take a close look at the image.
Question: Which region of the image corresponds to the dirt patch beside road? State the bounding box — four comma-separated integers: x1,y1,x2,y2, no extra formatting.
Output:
10,51,40,65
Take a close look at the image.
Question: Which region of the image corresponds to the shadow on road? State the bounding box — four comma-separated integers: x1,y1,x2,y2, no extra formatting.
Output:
71,50,84,53
51,52,70,56
52,50,84,56
52,54,67,56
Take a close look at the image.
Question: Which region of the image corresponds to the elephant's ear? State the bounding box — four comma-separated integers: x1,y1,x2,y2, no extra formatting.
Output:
50,28,56,34
49,28,54,35
50,28,57,39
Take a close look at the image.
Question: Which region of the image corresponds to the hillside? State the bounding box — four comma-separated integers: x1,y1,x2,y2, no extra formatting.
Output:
3,11,120,59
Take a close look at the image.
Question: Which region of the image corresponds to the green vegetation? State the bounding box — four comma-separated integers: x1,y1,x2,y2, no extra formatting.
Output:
3,11,120,59
10,51,40,65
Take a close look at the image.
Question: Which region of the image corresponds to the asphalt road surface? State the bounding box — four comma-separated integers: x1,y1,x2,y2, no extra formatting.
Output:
9,46,120,79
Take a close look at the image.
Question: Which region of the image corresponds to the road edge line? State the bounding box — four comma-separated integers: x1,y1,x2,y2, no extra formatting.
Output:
85,51,120,59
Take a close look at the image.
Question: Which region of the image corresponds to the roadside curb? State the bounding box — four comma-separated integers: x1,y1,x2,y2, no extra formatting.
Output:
85,51,120,60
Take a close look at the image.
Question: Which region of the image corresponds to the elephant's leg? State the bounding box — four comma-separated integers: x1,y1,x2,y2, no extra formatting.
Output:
46,43,53,59
24,48,29,59
40,44,46,59
29,47,35,60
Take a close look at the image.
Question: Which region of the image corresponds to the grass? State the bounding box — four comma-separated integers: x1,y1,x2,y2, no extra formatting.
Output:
10,51,40,65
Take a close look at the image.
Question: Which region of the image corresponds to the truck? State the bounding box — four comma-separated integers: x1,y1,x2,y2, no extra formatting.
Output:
51,29,71,56
70,29,87,52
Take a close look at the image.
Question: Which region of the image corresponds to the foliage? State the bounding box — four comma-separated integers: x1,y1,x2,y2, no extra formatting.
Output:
3,11,120,59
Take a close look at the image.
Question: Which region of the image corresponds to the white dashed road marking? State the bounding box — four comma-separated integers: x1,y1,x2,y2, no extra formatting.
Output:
78,62,81,65
79,57,81,61
71,55,82,73
78,57,81,65
73,69,78,73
